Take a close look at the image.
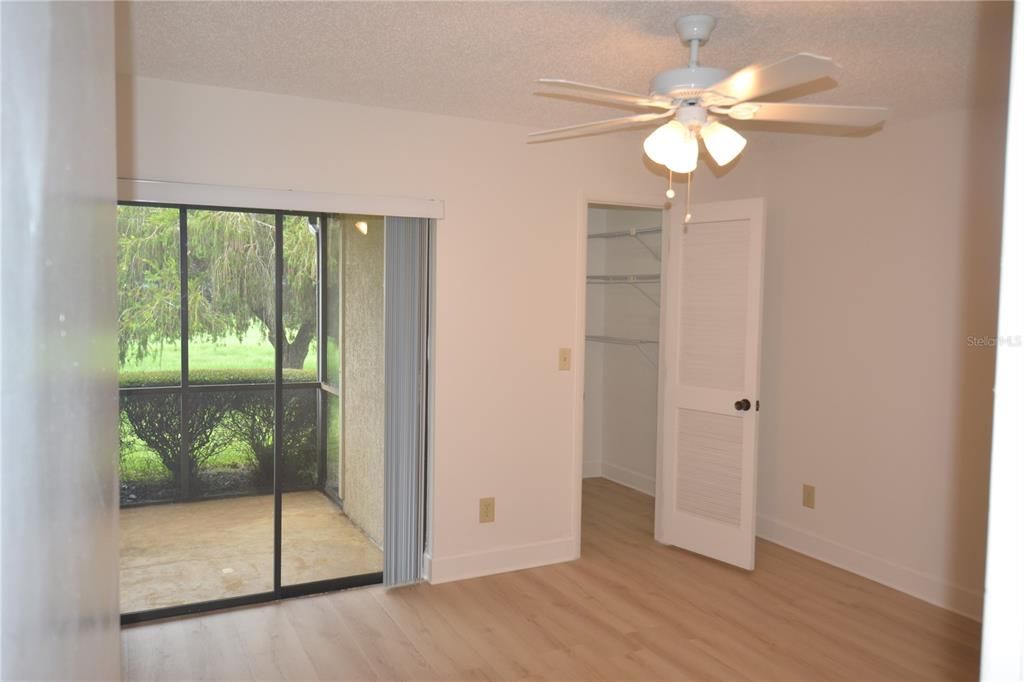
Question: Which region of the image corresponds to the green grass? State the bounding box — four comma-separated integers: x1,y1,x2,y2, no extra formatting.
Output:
120,325,317,375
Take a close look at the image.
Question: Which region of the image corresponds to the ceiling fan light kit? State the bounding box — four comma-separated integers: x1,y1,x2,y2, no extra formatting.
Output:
531,14,888,213
643,121,698,173
701,120,748,166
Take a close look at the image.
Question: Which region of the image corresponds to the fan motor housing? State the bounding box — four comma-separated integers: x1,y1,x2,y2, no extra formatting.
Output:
650,66,729,100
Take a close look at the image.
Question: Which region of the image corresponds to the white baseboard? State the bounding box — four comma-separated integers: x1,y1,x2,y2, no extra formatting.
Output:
757,515,983,621
602,462,656,496
428,537,578,584
582,458,603,478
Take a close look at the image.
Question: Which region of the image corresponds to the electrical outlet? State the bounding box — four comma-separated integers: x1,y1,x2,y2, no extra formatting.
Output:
802,484,816,509
479,497,495,523
558,348,572,371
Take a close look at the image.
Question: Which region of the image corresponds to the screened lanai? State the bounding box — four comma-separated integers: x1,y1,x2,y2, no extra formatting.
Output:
117,206,386,618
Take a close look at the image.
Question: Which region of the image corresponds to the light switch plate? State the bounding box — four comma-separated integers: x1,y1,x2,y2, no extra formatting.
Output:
479,497,495,523
558,348,572,371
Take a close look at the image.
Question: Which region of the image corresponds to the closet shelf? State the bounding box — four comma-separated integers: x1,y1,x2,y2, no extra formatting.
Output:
587,274,660,284
588,227,661,240
586,335,659,346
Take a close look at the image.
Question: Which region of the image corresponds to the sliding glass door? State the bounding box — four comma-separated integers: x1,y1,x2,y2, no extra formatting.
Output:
281,214,386,588
118,204,387,622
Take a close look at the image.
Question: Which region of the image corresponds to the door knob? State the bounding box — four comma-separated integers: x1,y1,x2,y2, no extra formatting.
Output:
734,398,751,411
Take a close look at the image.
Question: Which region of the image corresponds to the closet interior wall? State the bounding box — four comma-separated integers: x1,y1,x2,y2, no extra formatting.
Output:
583,204,663,496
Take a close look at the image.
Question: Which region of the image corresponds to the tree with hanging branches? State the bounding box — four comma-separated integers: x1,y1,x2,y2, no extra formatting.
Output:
117,207,318,369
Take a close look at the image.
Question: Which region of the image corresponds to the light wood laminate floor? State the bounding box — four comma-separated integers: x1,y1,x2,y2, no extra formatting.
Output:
122,478,980,680
121,491,382,613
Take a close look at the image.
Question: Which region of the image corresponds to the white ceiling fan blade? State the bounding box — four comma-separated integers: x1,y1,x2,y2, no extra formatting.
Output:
537,78,675,110
528,110,676,140
701,53,839,107
727,102,888,127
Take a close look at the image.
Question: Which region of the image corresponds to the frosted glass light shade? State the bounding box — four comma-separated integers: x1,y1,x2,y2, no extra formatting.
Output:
643,120,692,165
665,134,698,173
701,120,747,166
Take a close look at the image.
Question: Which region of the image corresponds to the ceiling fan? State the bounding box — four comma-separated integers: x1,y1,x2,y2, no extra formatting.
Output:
530,14,887,196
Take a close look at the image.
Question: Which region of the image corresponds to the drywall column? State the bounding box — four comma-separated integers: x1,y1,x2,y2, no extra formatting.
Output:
980,4,1024,678
0,1,120,677
341,215,386,545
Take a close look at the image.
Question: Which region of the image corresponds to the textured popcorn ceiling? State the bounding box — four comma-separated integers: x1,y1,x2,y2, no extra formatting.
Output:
116,1,1011,128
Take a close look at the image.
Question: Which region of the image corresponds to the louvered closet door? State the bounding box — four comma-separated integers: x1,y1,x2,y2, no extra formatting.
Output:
655,197,766,570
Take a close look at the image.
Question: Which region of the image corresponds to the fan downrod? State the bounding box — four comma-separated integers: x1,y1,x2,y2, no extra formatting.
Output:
650,15,728,99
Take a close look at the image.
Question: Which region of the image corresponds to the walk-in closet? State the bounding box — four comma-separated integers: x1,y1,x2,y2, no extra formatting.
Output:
583,203,664,497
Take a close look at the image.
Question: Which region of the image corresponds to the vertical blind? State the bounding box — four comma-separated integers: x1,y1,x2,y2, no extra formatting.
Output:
383,217,430,585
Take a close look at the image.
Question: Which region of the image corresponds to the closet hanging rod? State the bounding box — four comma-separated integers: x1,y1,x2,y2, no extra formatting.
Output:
586,335,659,345
587,226,662,240
587,274,660,284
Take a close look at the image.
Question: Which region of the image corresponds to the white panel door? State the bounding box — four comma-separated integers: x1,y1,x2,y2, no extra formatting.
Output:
655,197,766,570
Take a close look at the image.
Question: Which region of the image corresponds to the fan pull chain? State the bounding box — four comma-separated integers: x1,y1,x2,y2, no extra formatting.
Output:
666,169,676,199
684,171,693,224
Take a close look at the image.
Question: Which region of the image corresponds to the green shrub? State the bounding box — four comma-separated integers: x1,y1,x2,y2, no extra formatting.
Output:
118,369,321,498
119,390,236,493
219,390,319,492
119,368,317,388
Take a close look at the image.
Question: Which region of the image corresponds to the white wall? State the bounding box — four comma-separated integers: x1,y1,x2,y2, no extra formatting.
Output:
584,205,662,495
117,76,664,582
1,2,121,678
752,104,1006,619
